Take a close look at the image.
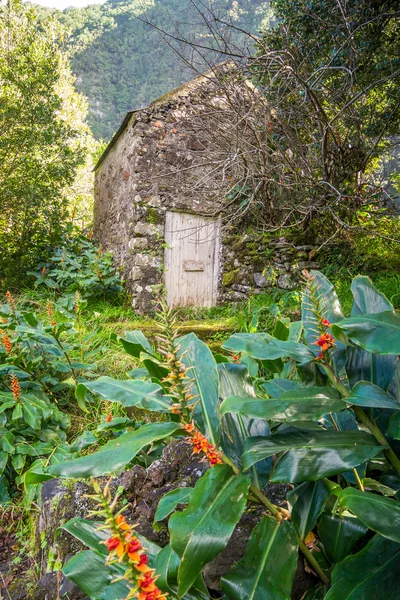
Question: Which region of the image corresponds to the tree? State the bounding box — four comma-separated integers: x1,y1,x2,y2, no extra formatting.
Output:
140,0,400,242
0,0,89,288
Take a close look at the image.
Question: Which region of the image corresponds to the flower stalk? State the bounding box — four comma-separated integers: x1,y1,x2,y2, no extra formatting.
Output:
87,479,167,600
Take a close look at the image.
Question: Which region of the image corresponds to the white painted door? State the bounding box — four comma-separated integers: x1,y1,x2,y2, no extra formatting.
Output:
164,211,220,308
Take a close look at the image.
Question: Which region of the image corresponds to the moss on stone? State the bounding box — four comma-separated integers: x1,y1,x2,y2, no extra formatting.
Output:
222,269,240,287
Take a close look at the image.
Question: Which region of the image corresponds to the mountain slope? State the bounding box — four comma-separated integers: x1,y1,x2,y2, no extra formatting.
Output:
36,0,272,140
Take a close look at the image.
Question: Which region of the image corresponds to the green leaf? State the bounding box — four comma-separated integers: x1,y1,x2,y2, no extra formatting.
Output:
1,430,15,453
169,464,250,597
302,270,346,372
318,513,367,564
218,363,272,487
332,311,400,355
76,377,173,412
351,276,394,315
346,277,396,389
260,379,301,398
243,431,382,482
61,518,108,556
178,333,220,446
220,387,345,422
119,330,155,358
338,488,400,543
0,451,8,476
154,488,193,525
63,550,129,600
21,397,41,429
50,422,180,478
347,381,400,409
387,412,400,439
325,535,400,600
301,584,326,600
155,544,210,599
221,516,298,600
222,333,314,364
288,481,330,539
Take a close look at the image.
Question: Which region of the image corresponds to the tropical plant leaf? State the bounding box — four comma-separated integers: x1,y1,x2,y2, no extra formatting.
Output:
338,488,400,543
75,377,172,412
287,480,330,539
178,333,220,446
221,516,298,600
222,333,315,363
345,277,396,389
260,379,301,398
155,544,210,599
325,535,400,600
243,431,382,482
169,464,250,597
50,422,180,478
119,330,155,357
347,381,400,409
153,488,193,526
62,550,129,599
318,513,367,564
220,387,345,422
218,363,272,487
332,311,400,355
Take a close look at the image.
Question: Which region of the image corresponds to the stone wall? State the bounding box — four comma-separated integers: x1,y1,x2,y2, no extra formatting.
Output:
220,230,320,301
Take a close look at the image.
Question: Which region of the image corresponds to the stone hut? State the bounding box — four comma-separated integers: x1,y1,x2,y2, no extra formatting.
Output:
94,64,320,312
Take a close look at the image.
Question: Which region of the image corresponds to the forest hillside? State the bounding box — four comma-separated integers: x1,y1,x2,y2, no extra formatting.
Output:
34,0,273,139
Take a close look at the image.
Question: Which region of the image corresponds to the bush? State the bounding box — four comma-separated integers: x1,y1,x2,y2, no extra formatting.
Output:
31,227,122,300
27,275,400,598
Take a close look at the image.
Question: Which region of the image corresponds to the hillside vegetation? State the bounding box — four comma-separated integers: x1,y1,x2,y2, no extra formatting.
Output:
34,0,273,139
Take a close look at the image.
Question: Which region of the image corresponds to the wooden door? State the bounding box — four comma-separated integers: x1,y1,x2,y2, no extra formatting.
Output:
164,211,220,308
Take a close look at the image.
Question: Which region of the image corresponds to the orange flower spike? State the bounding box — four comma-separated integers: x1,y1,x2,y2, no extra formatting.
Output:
321,318,331,328
5,291,16,315
106,413,113,423
10,373,21,401
315,352,324,361
184,423,195,433
2,333,12,354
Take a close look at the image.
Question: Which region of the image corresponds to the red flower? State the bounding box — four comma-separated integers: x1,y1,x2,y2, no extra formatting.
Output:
321,319,331,328
315,352,324,361
106,413,113,422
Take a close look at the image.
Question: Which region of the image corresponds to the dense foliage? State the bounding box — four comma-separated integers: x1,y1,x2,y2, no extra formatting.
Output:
248,0,400,228
31,227,123,299
34,0,273,139
28,272,400,599
0,0,90,289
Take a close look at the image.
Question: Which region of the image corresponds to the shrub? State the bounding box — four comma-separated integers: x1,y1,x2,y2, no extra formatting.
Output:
38,275,400,598
31,226,122,300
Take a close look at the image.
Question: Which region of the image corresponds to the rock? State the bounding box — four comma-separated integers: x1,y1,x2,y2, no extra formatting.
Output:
133,222,159,237
129,237,148,250
278,273,294,289
253,272,268,287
